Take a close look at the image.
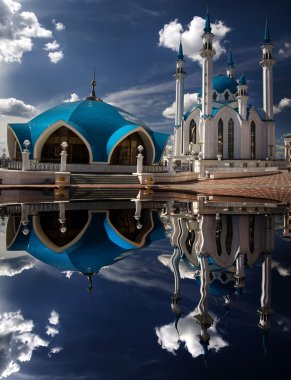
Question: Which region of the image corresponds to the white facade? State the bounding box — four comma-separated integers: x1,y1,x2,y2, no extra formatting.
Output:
173,15,276,163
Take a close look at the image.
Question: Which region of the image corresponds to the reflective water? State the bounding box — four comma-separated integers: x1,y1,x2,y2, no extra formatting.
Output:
0,193,291,380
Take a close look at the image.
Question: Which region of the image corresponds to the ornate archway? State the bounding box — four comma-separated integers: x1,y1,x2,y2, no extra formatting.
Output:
41,126,90,163
110,132,147,165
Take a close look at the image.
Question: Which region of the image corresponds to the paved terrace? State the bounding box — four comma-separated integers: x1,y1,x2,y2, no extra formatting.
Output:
162,170,291,204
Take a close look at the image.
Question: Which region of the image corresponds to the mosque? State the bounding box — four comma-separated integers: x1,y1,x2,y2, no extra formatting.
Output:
5,12,278,181
172,13,277,174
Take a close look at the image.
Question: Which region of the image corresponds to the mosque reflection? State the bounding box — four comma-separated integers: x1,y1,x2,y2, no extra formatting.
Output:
5,194,290,360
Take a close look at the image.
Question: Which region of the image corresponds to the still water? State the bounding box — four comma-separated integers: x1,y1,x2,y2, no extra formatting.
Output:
0,193,290,380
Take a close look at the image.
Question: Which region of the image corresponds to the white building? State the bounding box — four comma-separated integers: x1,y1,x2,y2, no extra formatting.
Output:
173,13,276,175
284,134,291,166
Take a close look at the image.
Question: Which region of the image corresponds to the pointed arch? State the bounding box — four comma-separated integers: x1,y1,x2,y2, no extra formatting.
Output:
228,118,234,159
189,119,197,144
250,121,256,159
218,118,223,157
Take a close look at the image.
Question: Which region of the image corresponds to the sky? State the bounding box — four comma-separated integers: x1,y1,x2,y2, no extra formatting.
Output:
0,0,291,152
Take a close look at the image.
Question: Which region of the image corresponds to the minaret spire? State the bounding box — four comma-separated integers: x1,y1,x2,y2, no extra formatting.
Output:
226,47,235,78
174,34,186,157
264,18,271,44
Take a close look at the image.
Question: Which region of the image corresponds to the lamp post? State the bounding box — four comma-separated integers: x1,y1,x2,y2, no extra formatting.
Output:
166,145,174,173
60,141,68,172
22,140,31,171
136,145,144,175
217,140,223,161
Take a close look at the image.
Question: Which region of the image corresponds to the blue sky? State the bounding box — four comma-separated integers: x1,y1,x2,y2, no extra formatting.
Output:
0,0,291,149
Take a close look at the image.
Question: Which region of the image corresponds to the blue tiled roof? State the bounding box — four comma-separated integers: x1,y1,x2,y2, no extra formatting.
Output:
9,100,169,162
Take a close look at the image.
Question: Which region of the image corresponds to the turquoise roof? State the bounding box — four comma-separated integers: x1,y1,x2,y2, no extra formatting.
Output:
227,49,234,67
204,12,212,33
238,74,247,85
264,23,271,44
177,41,184,60
9,100,169,162
198,75,238,97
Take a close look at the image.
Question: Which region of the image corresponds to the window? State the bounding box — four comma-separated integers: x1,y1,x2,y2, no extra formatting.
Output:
228,119,234,159
224,92,229,100
250,121,256,159
218,119,223,157
213,92,217,100
189,120,197,144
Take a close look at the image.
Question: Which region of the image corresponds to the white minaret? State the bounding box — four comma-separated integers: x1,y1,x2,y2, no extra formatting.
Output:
174,38,186,157
260,20,275,121
236,74,249,120
200,12,216,117
226,48,235,78
258,253,273,331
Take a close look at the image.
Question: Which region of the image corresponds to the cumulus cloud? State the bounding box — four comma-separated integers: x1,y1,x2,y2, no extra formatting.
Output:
273,98,291,114
48,50,63,64
0,0,54,63
63,93,80,103
272,260,291,277
0,98,36,117
162,93,199,119
156,310,228,357
159,16,231,65
52,19,65,31
44,40,60,51
45,325,59,337
48,346,63,358
0,311,49,378
279,42,291,58
48,310,59,326
0,256,35,277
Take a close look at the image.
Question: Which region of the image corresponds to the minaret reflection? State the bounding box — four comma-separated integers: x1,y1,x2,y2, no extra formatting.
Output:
160,198,278,359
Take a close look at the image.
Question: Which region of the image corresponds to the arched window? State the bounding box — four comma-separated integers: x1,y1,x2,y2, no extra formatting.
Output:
41,126,90,164
189,119,197,144
228,119,234,159
213,92,217,101
224,91,229,100
250,121,256,159
218,119,223,157
110,132,146,165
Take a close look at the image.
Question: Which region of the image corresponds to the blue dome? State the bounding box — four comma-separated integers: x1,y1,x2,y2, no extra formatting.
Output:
212,75,238,94
9,99,168,162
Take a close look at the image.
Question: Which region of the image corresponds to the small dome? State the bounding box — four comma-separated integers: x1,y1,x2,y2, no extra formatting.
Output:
199,74,238,97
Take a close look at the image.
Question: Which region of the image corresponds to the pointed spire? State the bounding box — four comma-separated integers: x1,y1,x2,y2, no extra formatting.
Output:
264,18,272,44
86,68,102,101
204,8,212,34
227,48,234,68
177,35,184,60
238,74,247,86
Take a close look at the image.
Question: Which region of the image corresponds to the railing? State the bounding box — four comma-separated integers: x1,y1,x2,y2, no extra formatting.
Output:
0,159,59,172
143,165,168,173
206,166,278,173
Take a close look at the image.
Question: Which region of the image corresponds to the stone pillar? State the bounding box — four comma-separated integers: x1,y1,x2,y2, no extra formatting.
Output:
136,145,144,175
60,141,68,173
167,145,174,173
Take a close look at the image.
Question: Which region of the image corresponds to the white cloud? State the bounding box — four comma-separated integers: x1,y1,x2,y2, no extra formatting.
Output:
272,260,291,277
0,0,53,63
0,311,49,378
162,92,199,119
48,310,59,326
0,256,35,277
45,325,59,337
273,98,291,114
156,310,228,358
48,346,63,358
61,270,75,278
0,98,36,117
44,40,60,51
52,19,65,31
279,42,291,58
48,50,64,64
63,93,80,103
159,16,231,65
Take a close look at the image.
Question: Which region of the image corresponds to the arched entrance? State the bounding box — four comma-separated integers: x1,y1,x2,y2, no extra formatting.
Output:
110,132,147,165
41,126,90,163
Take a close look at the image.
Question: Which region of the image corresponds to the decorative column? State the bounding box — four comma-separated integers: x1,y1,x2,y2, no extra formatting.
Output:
134,198,143,230
217,140,223,161
258,253,272,331
21,203,30,235
22,140,31,171
58,202,67,233
167,145,174,173
136,145,144,175
60,141,68,172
